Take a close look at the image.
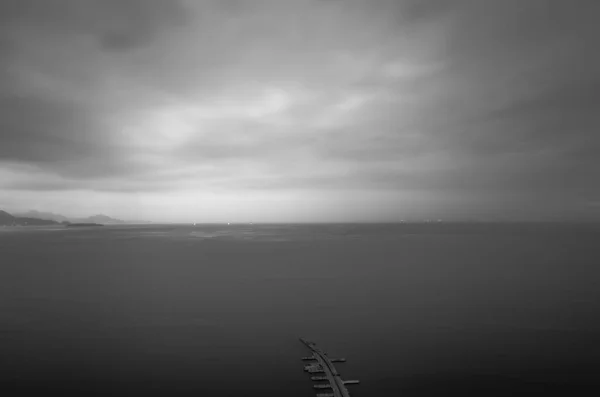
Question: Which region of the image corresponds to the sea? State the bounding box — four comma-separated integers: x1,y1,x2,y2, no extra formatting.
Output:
1,223,599,396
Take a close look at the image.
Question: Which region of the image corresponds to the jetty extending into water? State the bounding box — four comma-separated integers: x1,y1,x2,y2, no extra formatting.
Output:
299,337,359,397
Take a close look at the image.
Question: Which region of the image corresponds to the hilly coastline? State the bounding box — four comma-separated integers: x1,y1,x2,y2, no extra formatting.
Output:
0,210,60,226
1,210,151,226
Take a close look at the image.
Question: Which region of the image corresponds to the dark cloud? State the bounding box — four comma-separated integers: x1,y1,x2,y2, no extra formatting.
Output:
397,0,464,22
0,0,189,51
0,95,98,163
0,0,190,181
0,93,145,179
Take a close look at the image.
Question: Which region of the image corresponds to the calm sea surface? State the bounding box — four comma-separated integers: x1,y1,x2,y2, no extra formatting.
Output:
1,223,599,396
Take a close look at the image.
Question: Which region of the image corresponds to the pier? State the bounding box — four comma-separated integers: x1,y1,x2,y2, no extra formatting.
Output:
299,337,359,397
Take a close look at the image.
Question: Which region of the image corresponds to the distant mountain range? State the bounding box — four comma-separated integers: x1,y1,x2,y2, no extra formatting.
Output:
1,210,151,226
13,210,70,223
0,210,61,226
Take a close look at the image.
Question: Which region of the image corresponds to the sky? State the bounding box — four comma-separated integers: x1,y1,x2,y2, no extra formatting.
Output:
0,0,599,223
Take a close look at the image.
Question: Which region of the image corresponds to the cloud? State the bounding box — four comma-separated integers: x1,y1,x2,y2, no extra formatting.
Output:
0,0,189,50
0,0,599,221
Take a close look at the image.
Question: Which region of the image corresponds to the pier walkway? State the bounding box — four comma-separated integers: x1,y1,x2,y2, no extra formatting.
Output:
299,338,359,397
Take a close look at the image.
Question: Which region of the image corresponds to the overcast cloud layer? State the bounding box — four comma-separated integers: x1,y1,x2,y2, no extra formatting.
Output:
1,0,599,222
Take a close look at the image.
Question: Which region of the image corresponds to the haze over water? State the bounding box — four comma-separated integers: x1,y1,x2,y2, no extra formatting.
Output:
1,223,599,396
